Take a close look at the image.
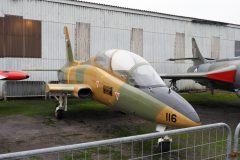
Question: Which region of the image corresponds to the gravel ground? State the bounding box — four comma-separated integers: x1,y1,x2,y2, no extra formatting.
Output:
0,96,239,157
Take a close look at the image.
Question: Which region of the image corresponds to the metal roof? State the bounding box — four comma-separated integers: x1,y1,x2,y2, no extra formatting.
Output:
43,0,240,27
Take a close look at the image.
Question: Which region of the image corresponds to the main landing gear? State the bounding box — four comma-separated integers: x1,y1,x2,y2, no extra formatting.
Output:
169,80,179,93
156,125,172,153
54,94,68,119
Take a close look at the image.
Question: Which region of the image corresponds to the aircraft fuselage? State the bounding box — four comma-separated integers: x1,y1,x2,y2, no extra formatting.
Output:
57,62,199,127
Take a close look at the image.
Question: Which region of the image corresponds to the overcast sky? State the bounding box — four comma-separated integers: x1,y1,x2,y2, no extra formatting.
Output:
82,0,240,25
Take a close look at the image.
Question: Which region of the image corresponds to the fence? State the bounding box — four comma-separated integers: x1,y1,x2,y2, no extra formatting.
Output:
2,81,46,100
0,123,232,160
233,123,240,160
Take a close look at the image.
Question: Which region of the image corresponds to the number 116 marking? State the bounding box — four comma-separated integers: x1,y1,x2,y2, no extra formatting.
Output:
166,113,177,122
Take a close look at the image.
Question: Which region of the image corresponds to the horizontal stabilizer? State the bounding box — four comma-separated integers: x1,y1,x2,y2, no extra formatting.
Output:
205,58,215,61
168,58,199,61
46,84,91,93
168,58,214,61
23,69,59,71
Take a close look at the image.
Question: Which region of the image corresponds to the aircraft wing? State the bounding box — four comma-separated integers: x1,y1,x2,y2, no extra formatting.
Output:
0,75,6,80
160,65,237,83
46,84,92,94
160,72,207,80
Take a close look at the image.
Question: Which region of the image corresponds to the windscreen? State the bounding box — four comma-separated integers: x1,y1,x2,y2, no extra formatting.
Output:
130,64,165,87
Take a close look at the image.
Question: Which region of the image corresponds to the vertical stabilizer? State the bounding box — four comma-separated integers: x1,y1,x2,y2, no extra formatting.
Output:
192,38,206,65
64,26,74,64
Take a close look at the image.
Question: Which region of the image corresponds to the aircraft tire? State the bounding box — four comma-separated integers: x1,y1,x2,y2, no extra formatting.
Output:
157,141,171,153
55,109,64,119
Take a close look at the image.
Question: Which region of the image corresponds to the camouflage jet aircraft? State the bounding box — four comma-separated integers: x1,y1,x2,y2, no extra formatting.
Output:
161,38,240,95
26,27,201,132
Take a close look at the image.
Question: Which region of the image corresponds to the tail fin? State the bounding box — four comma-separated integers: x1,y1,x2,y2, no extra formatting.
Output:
192,38,206,65
168,38,213,64
64,26,74,64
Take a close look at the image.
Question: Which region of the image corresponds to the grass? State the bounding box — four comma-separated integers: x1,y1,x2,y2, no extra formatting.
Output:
181,91,240,107
0,91,233,159
0,91,238,117
108,122,155,137
0,98,106,117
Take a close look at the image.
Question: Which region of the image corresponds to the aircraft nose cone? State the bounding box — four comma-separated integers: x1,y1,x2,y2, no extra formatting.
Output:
186,112,200,123
141,86,200,123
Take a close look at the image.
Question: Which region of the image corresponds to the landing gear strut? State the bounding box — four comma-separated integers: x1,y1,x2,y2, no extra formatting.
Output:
54,94,68,119
169,80,179,93
155,125,172,153
235,89,240,97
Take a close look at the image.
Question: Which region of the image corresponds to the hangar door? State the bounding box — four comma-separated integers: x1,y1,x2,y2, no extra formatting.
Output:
0,17,3,57
75,22,90,61
130,28,143,56
175,33,185,63
211,36,220,59
235,41,240,57
0,15,41,58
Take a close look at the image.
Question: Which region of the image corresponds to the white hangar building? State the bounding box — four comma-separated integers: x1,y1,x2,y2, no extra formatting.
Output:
0,0,240,98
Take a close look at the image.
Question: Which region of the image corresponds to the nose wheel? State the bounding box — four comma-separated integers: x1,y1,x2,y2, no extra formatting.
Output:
55,109,64,119
54,94,68,119
156,136,172,153
155,125,172,153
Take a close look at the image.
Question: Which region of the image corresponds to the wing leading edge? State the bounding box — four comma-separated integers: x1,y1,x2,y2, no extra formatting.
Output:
161,65,237,83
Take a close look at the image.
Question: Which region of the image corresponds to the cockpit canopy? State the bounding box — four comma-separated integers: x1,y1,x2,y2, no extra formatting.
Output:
95,49,165,87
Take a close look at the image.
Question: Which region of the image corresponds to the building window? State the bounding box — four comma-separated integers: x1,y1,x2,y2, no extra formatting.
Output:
175,32,185,63
211,36,220,59
0,15,41,58
130,28,143,56
235,41,240,57
75,22,90,61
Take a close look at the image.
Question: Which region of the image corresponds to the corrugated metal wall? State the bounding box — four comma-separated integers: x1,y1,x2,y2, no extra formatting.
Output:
75,22,90,61
0,0,240,96
211,36,220,59
175,32,185,63
130,28,143,56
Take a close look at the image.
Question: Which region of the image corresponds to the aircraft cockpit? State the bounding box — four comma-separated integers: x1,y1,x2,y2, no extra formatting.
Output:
95,49,166,88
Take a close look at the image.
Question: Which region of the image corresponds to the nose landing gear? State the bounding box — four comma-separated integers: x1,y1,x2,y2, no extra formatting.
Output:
155,125,172,153
54,94,68,119
169,80,179,93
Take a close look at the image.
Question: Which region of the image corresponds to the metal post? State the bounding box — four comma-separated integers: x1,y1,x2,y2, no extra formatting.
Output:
232,123,240,160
